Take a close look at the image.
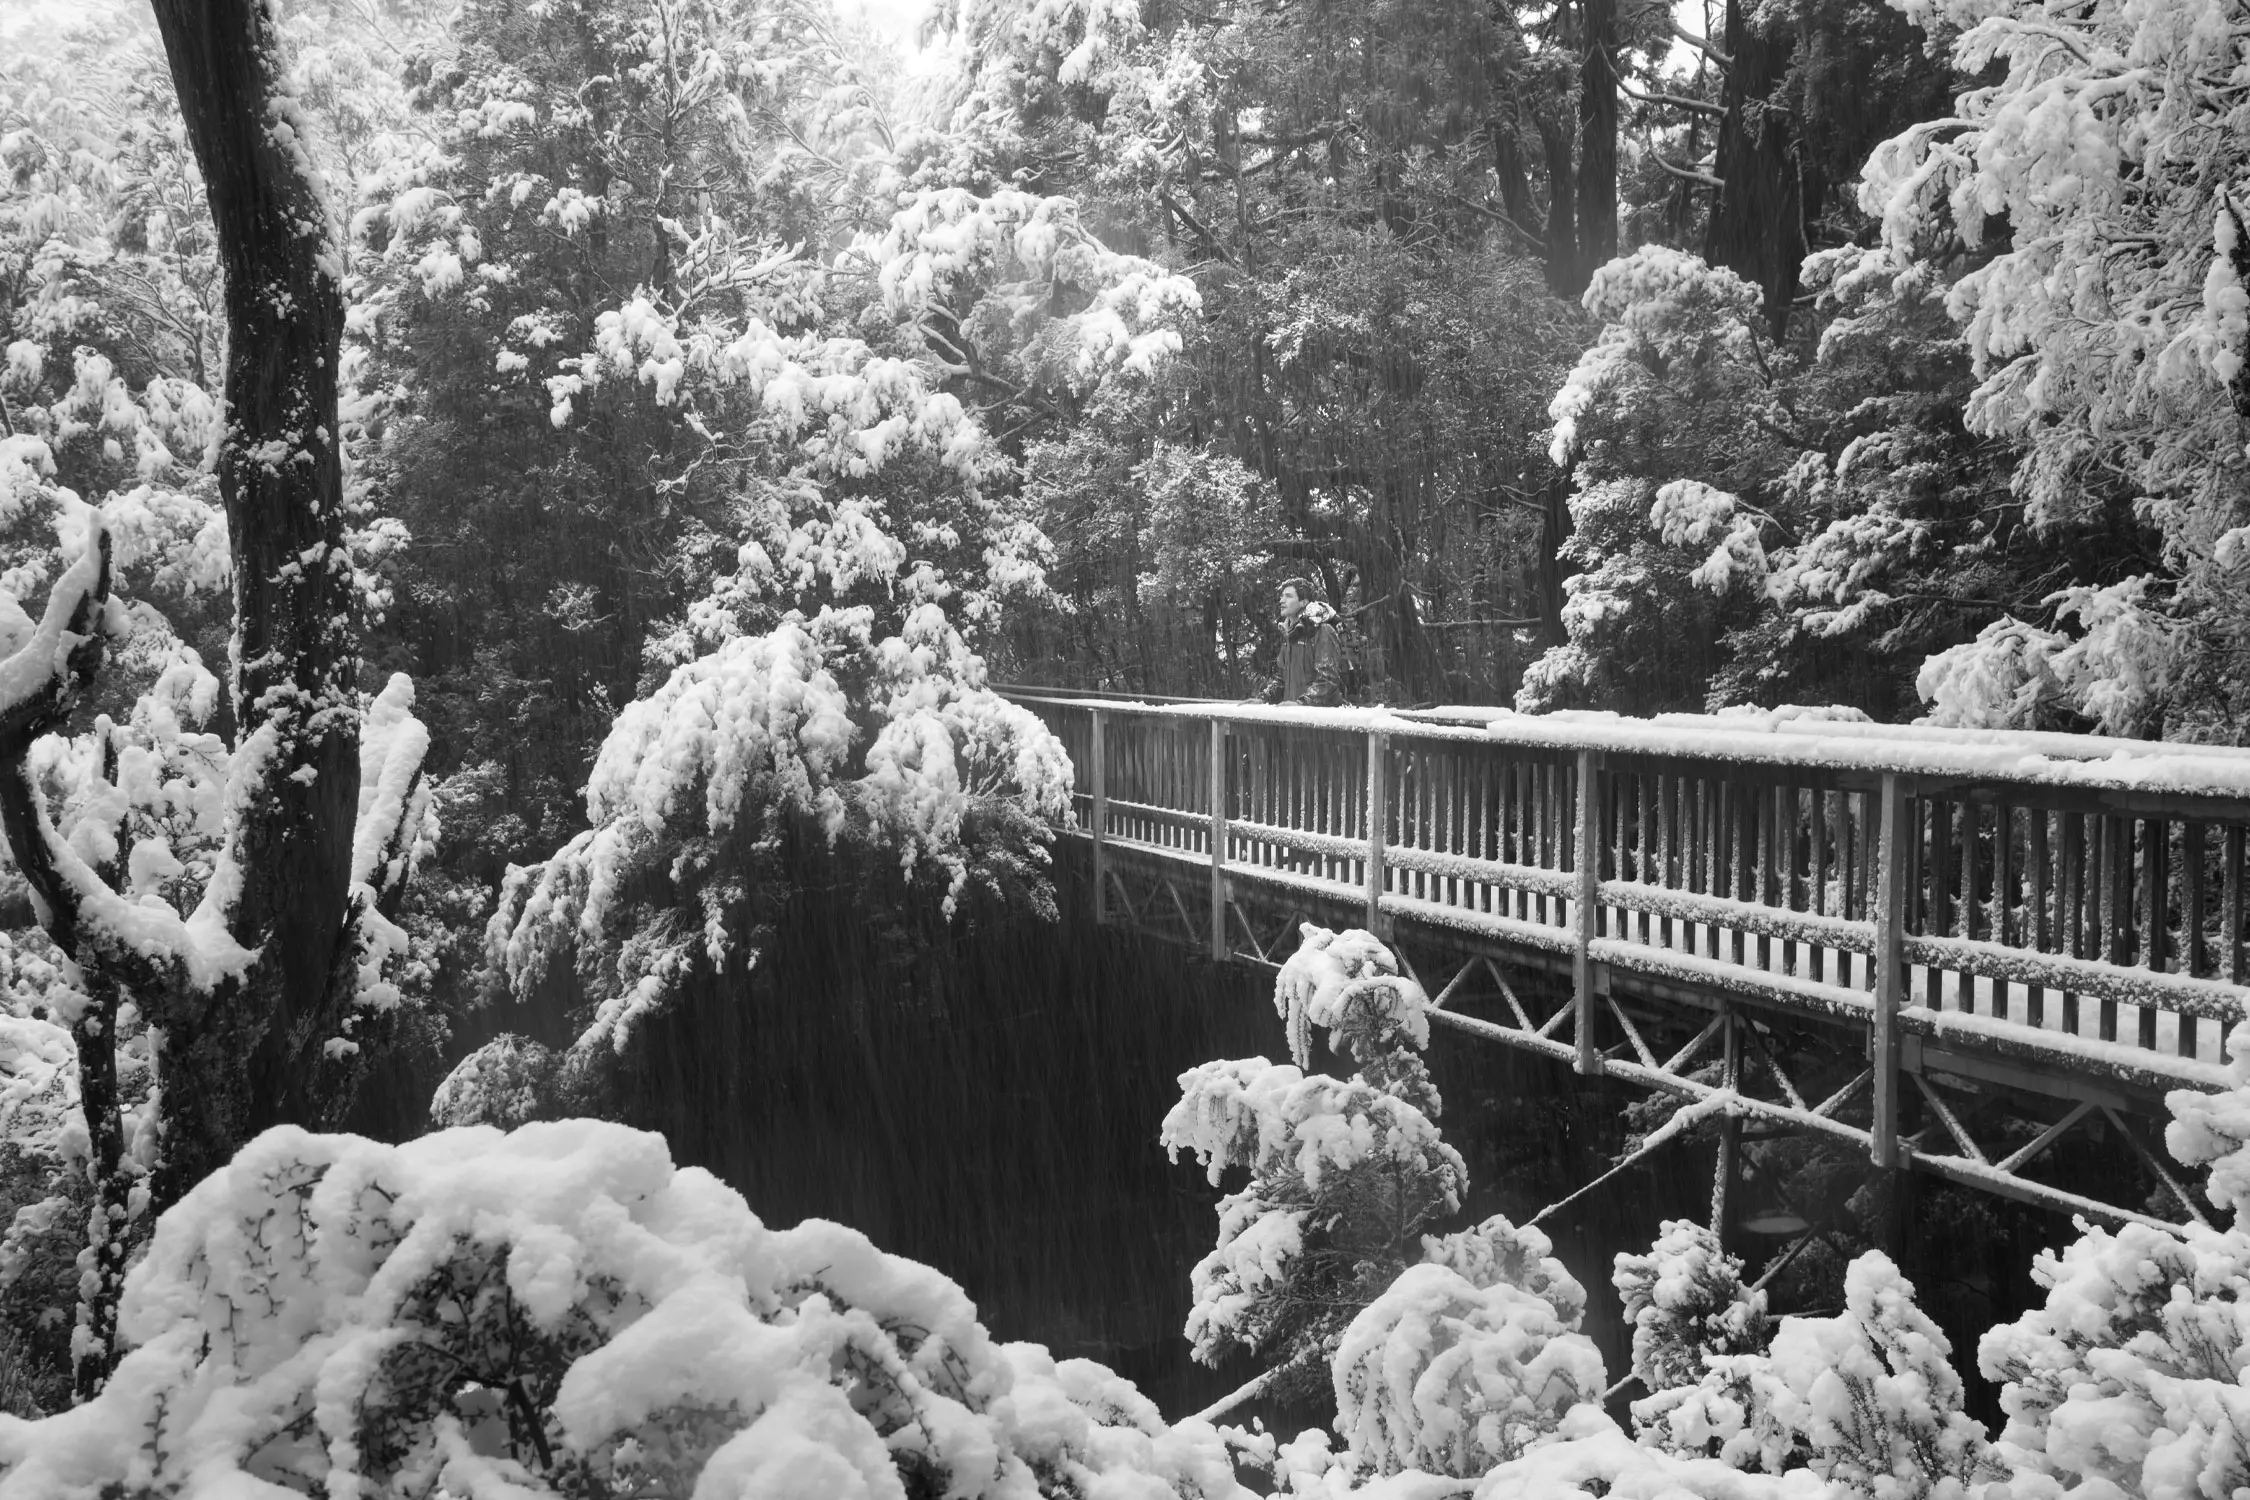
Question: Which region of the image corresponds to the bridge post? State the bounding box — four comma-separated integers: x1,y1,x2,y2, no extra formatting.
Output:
1871,772,1909,1169
1573,748,1604,1076
1210,718,1229,962
1090,709,1108,927
1366,731,1390,937
1712,1005,1740,1244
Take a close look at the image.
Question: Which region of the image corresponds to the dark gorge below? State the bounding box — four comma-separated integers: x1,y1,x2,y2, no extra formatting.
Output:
435,854,2121,1432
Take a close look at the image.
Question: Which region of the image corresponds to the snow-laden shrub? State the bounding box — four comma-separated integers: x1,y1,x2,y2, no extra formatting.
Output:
1667,1252,2001,1498
1274,923,1436,1112
486,604,1072,1058
1332,1219,1603,1480
1424,1215,1589,1331
0,1120,1248,1499
1163,928,1480,1394
427,1034,563,1130
1614,1219,1772,1450
1161,1057,1464,1371
1978,1220,2250,1500
2166,1018,2250,1218
1963,1020,2250,1500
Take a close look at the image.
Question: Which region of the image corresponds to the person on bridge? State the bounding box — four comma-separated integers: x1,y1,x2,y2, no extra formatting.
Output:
1263,578,1345,707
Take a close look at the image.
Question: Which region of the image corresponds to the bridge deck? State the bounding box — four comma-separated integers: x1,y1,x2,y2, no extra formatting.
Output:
1006,692,2250,1232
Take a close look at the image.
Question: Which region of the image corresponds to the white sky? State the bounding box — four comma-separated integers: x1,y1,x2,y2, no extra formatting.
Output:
843,0,932,46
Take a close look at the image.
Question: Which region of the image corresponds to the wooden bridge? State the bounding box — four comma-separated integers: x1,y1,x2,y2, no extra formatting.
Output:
1004,690,2250,1235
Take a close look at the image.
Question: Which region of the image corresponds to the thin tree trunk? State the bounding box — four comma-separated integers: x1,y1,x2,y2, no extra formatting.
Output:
1538,471,1572,650
1577,0,1619,283
70,976,129,1403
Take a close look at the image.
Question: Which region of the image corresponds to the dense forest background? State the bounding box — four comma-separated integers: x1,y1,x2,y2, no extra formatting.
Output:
2,0,2249,1493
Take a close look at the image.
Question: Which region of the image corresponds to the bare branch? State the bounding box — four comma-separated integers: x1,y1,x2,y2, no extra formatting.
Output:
1617,79,1727,119
1651,154,1726,190
1672,21,1732,66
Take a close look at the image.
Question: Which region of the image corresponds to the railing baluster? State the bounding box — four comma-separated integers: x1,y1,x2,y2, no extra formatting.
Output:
2144,816,2167,1050
2100,815,2124,1042
2028,807,2049,1029
2062,812,2084,1036
1961,798,1982,1013
2228,822,2246,984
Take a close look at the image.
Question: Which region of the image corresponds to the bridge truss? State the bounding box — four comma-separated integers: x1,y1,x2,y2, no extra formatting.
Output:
1008,691,2250,1237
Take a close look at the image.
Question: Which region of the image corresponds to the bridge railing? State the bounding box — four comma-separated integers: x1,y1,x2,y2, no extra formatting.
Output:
1007,692,2250,1113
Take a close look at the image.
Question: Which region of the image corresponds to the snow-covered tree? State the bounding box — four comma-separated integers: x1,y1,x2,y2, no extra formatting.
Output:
1526,238,2114,722
1858,0,2250,735
0,1119,1251,1499
1612,1218,1771,1448
482,603,1072,1074
1331,1219,1603,1479
1161,927,1465,1397
1966,1023,2250,1500
350,0,1195,848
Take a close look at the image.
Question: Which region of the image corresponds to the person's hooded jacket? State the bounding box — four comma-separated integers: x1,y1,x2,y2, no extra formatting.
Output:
1263,601,1344,706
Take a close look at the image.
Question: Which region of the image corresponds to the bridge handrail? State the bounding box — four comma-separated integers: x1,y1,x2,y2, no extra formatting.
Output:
1001,687,2250,1120
996,692,2250,800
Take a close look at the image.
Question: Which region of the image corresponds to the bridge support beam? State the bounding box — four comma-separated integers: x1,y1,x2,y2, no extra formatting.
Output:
1871,771,1909,1170
1573,749,1604,1076
1210,719,1228,962
1712,1004,1741,1245
1366,731,1389,938
1090,709,1108,927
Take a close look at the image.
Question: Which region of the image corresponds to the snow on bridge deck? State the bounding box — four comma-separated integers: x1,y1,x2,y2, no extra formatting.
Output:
1004,689,2250,1233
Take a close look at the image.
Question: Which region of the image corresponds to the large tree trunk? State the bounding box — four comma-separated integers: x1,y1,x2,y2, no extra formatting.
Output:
1536,112,1578,297
147,0,362,1203
1704,0,1815,335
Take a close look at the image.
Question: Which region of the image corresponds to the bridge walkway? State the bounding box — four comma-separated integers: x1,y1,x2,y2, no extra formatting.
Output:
1004,691,2250,1235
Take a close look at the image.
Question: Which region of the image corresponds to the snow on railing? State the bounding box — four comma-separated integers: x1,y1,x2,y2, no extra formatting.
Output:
1003,691,2250,1130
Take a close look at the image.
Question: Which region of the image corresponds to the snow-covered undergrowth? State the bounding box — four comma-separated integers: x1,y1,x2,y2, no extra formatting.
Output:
0,1120,1247,1499
1187,927,2250,1499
